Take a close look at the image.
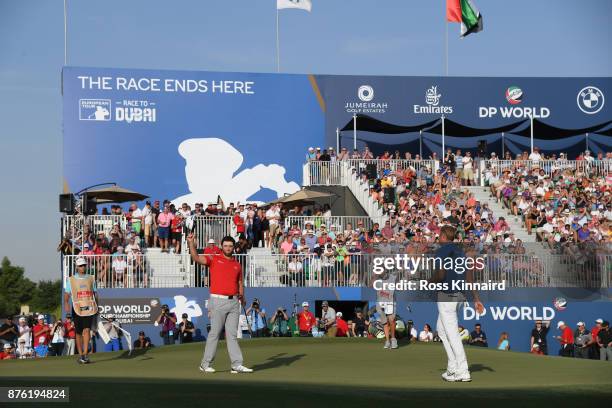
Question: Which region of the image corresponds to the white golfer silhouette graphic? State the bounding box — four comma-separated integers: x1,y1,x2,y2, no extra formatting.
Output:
89,105,109,121
172,138,300,206
170,295,203,321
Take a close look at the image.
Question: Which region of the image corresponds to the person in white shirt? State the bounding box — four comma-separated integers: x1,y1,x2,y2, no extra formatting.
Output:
265,204,281,248
142,201,154,247
17,317,31,348
461,152,474,186
419,324,434,342
528,147,542,163
112,248,128,287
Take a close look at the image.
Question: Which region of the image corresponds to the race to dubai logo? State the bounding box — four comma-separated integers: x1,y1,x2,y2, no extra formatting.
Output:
505,86,523,105
577,86,604,115
413,85,453,114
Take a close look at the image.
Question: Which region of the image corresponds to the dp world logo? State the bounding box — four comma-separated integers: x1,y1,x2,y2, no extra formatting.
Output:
505,86,523,105
577,86,604,114
358,85,374,102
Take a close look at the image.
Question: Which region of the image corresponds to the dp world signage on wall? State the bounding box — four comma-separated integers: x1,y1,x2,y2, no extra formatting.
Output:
98,298,162,324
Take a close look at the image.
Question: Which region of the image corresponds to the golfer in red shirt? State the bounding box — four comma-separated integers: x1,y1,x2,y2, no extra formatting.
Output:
187,233,253,374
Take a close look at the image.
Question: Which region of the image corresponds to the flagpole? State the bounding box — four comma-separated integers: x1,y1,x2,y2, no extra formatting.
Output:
441,115,445,158
530,115,534,154
64,0,68,65
353,114,357,150
445,20,448,76
501,132,505,158
419,130,423,158
336,128,340,152
276,8,280,72
585,133,589,152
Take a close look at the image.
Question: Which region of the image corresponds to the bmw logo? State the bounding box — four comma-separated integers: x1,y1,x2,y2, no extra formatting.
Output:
577,86,604,114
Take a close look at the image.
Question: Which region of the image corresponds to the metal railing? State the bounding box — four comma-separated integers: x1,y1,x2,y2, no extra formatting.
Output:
63,252,611,289
190,215,233,247
285,216,386,234
479,159,612,185
62,215,127,240
304,159,438,187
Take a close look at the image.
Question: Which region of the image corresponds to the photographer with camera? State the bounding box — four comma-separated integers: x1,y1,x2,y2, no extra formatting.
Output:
179,313,196,344
270,307,290,337
317,301,337,337
245,299,267,338
156,304,177,345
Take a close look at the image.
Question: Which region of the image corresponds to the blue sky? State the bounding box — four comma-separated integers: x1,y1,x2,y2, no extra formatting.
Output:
0,0,610,281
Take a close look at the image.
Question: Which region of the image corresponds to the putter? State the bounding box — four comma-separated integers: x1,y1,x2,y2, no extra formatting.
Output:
241,302,254,337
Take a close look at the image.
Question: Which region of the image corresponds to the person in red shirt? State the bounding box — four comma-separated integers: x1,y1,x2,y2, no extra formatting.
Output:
33,315,51,358
187,233,252,374
200,239,222,287
296,302,316,337
233,212,245,238
555,321,574,357
170,213,183,253
63,314,76,355
335,312,350,337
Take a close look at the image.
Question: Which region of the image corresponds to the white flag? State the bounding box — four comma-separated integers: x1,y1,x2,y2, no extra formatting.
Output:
277,0,312,12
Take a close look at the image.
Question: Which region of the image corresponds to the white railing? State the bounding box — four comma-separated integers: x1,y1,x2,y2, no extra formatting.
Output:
63,252,193,289
190,215,233,248
285,216,386,234
304,159,438,187
479,159,612,185
62,215,127,240
64,252,612,289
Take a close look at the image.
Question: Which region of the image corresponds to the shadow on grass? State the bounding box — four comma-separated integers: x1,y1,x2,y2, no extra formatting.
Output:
469,363,495,373
251,352,306,371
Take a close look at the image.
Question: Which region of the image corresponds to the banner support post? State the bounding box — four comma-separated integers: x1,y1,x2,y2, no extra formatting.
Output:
353,114,357,150
530,115,534,154
441,115,445,159
419,130,423,158
501,132,505,158
336,127,340,152
585,132,589,152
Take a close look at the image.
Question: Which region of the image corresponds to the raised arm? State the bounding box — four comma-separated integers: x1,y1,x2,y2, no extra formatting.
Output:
187,233,210,266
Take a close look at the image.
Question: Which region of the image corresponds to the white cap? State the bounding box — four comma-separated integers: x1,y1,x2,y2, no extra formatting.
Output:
75,257,87,266
3,343,11,349
208,239,215,244
19,316,26,322
577,321,585,326
302,301,309,307
596,318,604,323
336,312,343,317
557,321,565,329
37,314,45,320
308,147,314,151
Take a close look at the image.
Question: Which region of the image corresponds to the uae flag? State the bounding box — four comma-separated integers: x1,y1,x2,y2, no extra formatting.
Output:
446,0,483,37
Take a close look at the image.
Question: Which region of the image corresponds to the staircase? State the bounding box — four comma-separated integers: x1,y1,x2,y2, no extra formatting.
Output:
145,248,193,287
341,162,388,221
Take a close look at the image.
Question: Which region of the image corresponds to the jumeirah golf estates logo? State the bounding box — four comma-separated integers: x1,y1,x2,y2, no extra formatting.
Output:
505,86,523,105
357,85,374,102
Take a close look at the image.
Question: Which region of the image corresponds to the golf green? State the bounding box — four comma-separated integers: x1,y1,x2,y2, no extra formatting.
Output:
1,338,611,407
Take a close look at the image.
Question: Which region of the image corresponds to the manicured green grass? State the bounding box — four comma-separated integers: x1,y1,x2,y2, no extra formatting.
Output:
1,338,611,407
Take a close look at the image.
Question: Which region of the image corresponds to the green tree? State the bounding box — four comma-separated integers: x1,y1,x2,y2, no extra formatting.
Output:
0,257,36,317
30,280,62,313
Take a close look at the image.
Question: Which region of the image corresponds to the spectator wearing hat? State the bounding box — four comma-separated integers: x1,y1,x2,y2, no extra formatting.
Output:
0,316,18,346
17,317,31,351
596,321,612,361
351,308,369,337
156,304,177,345
318,301,337,337
48,318,66,356
335,312,350,337
296,302,316,337
134,331,153,350
157,204,174,252
33,315,51,358
0,343,16,360
179,313,196,343
111,247,128,288
63,314,76,355
574,322,592,359
588,318,604,359
170,212,184,253
556,321,574,357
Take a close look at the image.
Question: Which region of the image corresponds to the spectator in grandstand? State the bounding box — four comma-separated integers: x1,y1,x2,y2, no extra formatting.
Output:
63,314,76,355
497,332,510,351
0,316,18,346
335,312,350,337
556,321,574,357
245,299,267,337
170,212,183,253
270,307,290,337
111,247,128,287
574,322,592,359
156,304,177,345
461,151,474,186
266,204,281,248
418,324,434,342
469,323,488,347
530,320,550,355
318,301,337,337
134,331,153,350
596,321,612,361
178,313,195,343
296,302,316,337
33,315,51,357
157,205,174,252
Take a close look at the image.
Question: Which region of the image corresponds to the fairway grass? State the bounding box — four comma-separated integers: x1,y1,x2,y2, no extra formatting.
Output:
1,338,611,407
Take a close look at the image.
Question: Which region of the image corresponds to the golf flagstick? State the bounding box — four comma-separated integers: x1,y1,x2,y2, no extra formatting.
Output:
100,315,134,355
